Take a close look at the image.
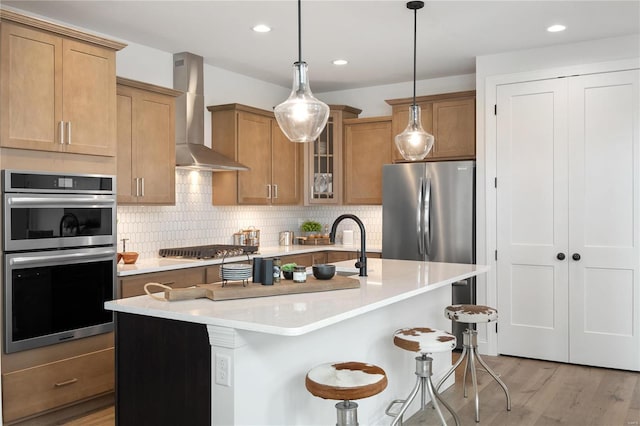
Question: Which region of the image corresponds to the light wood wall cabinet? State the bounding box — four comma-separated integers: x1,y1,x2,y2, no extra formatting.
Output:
116,78,180,205
386,91,475,162
304,105,361,205
0,11,125,157
343,116,392,205
209,104,302,205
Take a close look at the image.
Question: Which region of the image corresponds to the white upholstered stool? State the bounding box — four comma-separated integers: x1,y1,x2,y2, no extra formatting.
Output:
386,328,460,426
436,304,511,422
305,361,387,426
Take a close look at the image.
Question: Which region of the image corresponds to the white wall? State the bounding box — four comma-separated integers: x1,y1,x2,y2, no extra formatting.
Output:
319,73,475,117
474,34,640,355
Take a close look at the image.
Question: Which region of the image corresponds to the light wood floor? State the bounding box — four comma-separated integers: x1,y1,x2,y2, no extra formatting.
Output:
405,354,640,426
58,355,639,426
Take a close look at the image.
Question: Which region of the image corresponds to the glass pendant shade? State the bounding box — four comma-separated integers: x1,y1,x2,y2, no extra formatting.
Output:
395,105,434,161
275,62,330,143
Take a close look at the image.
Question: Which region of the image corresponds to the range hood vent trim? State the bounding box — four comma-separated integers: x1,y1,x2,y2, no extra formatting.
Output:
173,52,249,172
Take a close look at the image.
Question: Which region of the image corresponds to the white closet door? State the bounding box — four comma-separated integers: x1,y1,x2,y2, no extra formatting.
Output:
496,79,569,362
568,70,640,370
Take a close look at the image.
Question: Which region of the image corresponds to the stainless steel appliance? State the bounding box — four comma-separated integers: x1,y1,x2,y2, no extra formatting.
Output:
2,170,117,353
159,244,259,259
382,161,475,347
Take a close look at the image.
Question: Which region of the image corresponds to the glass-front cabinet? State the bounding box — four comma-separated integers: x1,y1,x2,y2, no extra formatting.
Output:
304,105,361,205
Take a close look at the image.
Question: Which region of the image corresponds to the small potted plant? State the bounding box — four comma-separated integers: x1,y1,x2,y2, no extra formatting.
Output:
281,263,297,280
301,220,322,238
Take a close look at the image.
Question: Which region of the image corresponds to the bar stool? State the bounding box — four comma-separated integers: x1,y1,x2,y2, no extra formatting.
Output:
386,328,460,426
305,361,387,426
436,304,511,422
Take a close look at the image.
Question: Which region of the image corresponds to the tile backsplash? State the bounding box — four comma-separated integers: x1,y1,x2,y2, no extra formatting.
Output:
117,169,382,259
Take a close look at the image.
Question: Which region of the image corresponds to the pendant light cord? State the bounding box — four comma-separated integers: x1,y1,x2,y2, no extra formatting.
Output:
298,0,302,64
412,6,417,107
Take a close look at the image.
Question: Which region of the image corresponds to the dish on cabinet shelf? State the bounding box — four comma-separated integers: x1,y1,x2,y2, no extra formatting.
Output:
314,173,333,194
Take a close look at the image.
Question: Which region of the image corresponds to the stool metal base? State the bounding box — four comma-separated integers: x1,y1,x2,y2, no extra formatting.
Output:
436,329,511,422
335,400,358,426
386,355,460,426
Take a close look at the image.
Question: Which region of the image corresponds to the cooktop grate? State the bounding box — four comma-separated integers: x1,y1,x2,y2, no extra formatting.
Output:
159,244,258,259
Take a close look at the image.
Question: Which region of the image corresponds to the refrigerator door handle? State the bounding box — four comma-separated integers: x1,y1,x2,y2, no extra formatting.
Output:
417,177,424,256
424,177,432,256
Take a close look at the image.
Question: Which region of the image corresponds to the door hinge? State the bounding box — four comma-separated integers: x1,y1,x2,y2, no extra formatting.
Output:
494,177,497,188
494,104,497,115
494,250,498,261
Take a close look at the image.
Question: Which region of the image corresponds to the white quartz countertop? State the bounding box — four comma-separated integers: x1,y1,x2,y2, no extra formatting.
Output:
117,244,381,276
106,258,489,336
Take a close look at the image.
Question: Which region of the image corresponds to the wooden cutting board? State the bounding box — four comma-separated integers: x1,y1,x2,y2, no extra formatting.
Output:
162,275,360,302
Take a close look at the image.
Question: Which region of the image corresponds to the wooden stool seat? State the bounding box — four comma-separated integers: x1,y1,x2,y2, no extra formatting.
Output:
393,327,456,354
444,304,498,323
305,361,387,401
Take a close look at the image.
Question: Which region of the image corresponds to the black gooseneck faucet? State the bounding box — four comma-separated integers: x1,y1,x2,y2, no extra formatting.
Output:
329,214,367,277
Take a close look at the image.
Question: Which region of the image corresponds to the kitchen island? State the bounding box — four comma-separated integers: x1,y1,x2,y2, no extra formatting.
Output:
105,258,489,425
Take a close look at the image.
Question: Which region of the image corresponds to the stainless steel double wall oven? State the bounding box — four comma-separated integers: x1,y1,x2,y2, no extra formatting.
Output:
2,170,117,353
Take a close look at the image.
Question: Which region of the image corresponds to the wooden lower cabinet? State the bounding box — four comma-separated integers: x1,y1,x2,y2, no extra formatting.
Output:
327,251,381,263
276,252,328,267
2,348,114,423
119,267,206,298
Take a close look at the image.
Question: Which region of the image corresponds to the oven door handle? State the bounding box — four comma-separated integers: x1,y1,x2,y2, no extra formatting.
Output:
6,195,115,207
9,248,116,266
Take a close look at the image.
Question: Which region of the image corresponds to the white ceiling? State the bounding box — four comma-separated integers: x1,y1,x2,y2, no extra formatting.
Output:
4,1,639,92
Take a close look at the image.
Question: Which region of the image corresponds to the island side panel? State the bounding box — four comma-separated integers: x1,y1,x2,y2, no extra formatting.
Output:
209,284,453,425
115,313,211,425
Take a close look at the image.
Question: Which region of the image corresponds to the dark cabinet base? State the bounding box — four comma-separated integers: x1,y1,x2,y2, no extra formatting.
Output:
115,313,211,425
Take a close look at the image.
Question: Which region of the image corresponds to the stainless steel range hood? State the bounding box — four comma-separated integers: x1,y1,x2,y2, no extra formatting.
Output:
173,52,249,171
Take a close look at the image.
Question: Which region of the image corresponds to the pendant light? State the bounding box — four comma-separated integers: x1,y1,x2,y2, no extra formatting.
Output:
274,0,330,143
395,1,434,161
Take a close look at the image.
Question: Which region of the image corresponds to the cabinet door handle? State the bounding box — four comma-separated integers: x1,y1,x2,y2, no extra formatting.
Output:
557,253,566,260
59,121,65,145
273,184,278,199
66,122,72,145
54,377,78,387
134,178,139,197
140,178,145,197
572,253,581,261
267,184,272,199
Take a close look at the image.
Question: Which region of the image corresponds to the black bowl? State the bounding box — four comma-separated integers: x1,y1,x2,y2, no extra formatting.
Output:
283,270,294,280
312,264,336,280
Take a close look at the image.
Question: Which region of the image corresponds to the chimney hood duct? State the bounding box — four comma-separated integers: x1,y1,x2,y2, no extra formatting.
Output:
173,52,249,171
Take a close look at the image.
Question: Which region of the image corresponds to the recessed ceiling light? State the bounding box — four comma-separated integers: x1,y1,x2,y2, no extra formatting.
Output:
332,59,348,66
252,24,271,33
547,24,566,33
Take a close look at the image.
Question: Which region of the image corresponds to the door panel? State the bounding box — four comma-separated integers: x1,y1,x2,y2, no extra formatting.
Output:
382,163,425,261
0,23,62,151
568,70,640,370
62,39,115,156
237,112,271,205
496,78,569,362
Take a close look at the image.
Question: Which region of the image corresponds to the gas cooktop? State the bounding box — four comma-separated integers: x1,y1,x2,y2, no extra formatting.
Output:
159,244,259,260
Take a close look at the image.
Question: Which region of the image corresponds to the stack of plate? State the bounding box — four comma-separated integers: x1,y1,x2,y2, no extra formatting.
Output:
220,263,252,281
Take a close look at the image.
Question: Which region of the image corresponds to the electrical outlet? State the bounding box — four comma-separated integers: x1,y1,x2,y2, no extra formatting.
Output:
215,354,231,387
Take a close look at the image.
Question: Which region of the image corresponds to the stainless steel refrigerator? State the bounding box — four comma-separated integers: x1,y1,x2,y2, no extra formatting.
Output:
382,161,475,348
